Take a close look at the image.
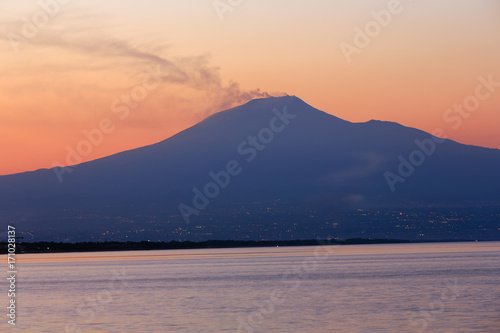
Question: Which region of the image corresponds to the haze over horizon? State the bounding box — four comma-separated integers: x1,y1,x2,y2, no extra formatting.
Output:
1,0,499,175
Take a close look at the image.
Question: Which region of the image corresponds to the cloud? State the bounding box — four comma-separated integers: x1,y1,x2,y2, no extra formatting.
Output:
0,9,283,117
319,152,385,185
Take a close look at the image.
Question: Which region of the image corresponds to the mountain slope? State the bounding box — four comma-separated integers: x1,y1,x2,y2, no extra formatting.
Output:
1,96,499,240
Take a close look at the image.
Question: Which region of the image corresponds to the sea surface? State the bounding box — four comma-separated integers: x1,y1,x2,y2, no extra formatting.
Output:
4,242,500,332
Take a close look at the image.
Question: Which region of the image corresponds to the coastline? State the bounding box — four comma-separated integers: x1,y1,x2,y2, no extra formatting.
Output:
0,238,490,255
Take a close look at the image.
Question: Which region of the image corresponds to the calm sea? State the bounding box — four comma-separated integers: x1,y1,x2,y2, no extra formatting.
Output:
4,242,500,332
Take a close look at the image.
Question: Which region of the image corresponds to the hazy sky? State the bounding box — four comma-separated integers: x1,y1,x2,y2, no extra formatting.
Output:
1,0,499,175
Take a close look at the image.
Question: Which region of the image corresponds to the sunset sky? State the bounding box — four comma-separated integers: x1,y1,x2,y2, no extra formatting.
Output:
1,0,499,175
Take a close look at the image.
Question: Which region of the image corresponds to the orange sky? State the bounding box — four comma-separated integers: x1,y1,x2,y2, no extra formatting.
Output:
0,0,499,175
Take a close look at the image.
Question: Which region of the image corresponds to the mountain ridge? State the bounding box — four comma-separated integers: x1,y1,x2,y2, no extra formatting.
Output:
4,95,499,178
1,96,499,241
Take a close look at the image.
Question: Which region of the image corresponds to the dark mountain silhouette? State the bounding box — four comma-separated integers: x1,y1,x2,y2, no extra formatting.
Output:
1,96,499,241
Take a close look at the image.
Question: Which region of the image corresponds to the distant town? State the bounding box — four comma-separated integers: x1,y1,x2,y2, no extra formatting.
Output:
5,202,499,243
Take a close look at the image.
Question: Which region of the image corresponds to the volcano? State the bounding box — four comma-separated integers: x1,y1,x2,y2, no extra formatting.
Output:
1,96,499,241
